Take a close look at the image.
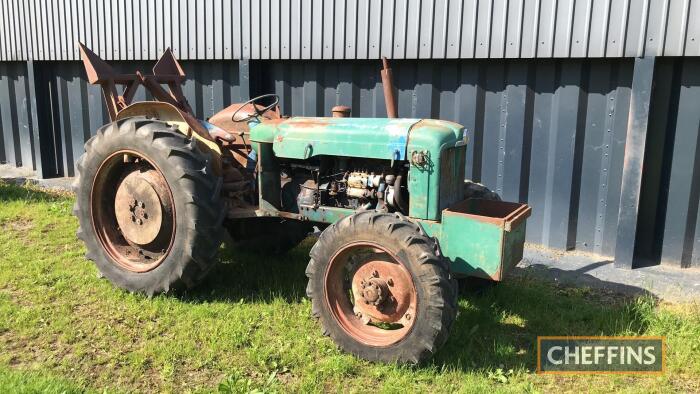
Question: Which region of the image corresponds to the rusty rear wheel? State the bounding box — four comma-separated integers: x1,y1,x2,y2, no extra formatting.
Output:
74,117,225,295
92,151,175,272
306,211,458,364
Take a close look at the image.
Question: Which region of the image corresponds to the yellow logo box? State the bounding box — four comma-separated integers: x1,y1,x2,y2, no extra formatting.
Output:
537,336,666,374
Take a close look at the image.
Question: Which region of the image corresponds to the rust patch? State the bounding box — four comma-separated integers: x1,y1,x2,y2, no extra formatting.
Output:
209,102,282,134
285,117,333,128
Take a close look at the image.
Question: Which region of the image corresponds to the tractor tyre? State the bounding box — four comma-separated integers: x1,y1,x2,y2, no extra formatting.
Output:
73,117,225,295
305,211,458,364
225,218,313,254
464,180,501,201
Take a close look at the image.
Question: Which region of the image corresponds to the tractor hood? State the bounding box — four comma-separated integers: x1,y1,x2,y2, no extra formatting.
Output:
249,117,465,161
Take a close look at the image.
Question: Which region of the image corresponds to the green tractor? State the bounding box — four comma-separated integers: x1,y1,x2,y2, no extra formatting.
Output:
74,44,531,364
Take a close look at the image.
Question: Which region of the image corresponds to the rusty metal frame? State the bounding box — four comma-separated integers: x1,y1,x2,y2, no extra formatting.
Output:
78,43,194,120
381,57,398,119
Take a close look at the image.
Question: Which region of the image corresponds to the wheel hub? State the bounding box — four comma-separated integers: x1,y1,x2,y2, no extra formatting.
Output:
359,276,389,306
349,256,417,326
114,171,164,245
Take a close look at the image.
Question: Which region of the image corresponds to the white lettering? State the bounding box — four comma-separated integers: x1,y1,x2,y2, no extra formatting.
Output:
594,346,605,364
644,346,656,365
607,346,619,364
628,346,643,365
581,346,592,365
564,346,579,364
547,346,563,365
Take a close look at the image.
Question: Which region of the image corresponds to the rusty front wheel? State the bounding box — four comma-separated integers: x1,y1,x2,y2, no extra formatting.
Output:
73,118,225,295
306,211,458,364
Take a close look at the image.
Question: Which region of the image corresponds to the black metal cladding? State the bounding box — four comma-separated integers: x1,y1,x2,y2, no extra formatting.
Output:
0,57,698,268
0,62,34,170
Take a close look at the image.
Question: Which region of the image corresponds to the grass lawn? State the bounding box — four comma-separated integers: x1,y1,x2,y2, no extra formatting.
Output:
0,181,699,393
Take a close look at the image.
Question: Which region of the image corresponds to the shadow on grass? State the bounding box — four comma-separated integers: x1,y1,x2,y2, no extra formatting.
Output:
430,272,658,372
0,181,67,202
180,239,312,304
182,240,659,373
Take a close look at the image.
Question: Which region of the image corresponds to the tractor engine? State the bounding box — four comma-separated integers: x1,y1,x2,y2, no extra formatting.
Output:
280,157,409,214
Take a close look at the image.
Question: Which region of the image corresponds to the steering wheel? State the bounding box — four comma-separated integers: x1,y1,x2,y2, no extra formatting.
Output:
231,94,280,122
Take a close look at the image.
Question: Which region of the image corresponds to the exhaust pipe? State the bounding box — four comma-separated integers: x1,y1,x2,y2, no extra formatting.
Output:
381,57,398,118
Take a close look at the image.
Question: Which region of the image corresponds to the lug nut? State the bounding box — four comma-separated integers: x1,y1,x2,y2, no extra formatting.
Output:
372,270,379,278
387,278,394,286
355,311,362,318
137,219,143,225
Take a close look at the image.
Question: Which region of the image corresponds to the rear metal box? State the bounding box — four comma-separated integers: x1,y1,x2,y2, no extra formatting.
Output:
439,199,531,280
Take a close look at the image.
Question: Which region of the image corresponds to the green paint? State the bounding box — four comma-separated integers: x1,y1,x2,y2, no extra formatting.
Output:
418,202,529,280
250,117,419,161
297,205,356,223
406,120,467,220
254,141,282,211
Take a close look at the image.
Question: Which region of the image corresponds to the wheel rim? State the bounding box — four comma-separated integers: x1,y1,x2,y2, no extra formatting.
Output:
324,241,418,347
90,150,176,272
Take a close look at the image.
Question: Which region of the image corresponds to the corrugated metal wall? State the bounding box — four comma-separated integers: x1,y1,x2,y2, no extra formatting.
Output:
2,0,700,61
0,61,34,169
636,57,700,268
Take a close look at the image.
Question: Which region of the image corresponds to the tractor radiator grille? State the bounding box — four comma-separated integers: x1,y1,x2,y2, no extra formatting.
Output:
439,146,466,213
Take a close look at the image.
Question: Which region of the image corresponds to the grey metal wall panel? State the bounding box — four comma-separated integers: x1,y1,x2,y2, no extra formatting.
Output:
0,0,9,60
684,0,700,56
624,0,649,57
605,0,629,57
291,0,301,59
490,0,508,58
537,0,556,57
266,0,276,59
10,0,698,61
474,0,491,58
665,0,690,56
380,0,394,58
646,0,670,56
520,0,540,58
445,0,463,59
345,0,357,59
553,0,575,58
505,0,525,59
570,0,592,58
